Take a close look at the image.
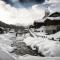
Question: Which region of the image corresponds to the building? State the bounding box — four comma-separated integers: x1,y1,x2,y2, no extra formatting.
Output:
34,12,60,34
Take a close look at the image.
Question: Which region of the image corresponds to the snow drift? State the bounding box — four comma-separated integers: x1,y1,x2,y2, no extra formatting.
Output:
24,34,60,57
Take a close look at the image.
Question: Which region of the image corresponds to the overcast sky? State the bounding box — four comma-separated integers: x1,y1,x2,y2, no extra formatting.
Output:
0,0,60,26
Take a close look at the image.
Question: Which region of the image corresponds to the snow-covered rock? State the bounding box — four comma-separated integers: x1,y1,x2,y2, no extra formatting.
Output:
24,34,60,57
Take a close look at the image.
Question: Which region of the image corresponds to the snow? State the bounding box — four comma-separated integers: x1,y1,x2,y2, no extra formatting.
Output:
0,33,16,57
45,0,60,3
0,43,15,52
24,31,60,57
48,3,60,13
47,17,60,20
0,0,60,59
0,33,18,60
17,55,41,60
48,31,60,41
0,32,59,58
0,34,13,46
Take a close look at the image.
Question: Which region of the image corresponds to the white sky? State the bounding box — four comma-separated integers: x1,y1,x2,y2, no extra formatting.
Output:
0,1,45,26
0,0,60,26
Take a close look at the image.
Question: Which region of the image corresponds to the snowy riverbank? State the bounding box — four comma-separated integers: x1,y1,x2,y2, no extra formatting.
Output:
0,31,60,60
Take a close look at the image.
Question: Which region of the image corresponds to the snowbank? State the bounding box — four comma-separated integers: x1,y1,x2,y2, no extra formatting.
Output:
0,43,15,52
0,34,13,46
47,31,60,41
24,35,60,57
0,33,16,53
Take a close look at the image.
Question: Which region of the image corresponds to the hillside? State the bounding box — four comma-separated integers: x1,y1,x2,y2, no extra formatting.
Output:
0,21,25,30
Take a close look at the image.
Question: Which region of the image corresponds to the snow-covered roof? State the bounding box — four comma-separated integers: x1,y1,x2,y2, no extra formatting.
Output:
43,11,60,22
48,12,60,17
46,17,60,20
